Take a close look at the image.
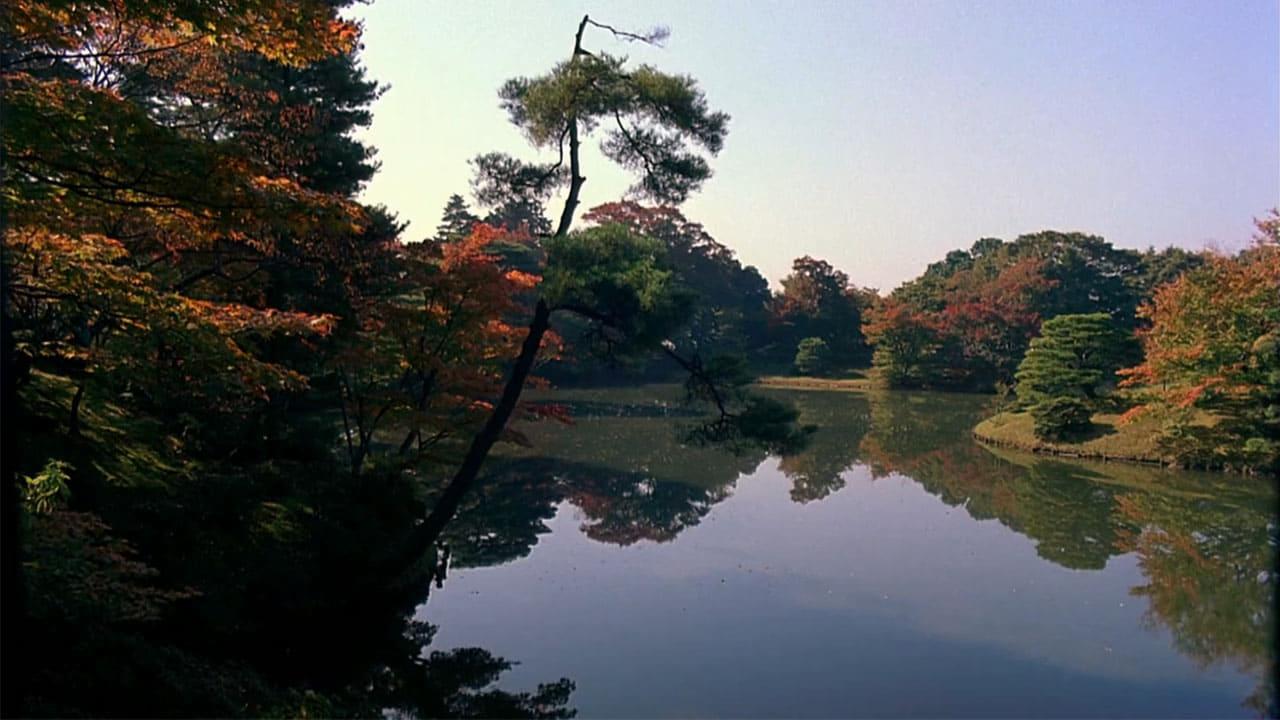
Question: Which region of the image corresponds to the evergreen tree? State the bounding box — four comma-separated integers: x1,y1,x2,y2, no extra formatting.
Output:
485,197,553,236
582,202,772,358
794,337,832,376
394,15,804,575
433,194,480,243
1030,396,1094,440
1015,313,1135,405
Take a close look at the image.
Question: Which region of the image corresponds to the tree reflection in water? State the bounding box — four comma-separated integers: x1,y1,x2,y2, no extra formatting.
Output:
430,385,1274,715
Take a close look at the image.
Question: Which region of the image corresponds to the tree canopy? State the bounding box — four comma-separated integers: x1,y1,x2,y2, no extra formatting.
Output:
1118,213,1280,472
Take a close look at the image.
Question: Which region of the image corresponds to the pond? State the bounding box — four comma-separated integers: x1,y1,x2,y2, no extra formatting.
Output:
419,386,1276,718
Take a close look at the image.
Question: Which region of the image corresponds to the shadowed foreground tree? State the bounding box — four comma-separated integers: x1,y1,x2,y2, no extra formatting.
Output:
2,1,365,711
2,1,584,714
391,15,807,575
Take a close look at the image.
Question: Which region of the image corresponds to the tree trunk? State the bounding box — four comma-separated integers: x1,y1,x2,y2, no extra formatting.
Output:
388,15,593,580
388,299,552,576
68,382,85,436
553,119,585,238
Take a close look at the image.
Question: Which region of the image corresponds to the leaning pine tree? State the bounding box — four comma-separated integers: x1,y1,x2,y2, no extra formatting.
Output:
390,16,810,575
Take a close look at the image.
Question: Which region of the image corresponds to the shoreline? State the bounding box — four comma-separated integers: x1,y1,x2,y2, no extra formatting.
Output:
971,429,1171,467
972,410,1177,469
753,376,876,392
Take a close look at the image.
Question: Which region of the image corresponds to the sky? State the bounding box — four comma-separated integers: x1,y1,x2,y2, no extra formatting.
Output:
352,0,1280,292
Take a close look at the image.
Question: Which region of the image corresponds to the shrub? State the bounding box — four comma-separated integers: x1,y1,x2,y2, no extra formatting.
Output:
1031,397,1093,441
793,337,832,376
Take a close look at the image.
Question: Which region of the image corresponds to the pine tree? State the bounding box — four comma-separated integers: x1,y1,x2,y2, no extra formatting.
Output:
484,197,552,236
794,337,832,376
1014,313,1135,405
433,194,480,243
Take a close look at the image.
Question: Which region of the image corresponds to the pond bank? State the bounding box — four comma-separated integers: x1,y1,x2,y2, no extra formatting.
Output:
754,375,876,392
973,410,1173,467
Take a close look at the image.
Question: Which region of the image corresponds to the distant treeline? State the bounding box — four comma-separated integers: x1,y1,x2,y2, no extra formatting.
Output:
431,196,876,380
430,195,1279,473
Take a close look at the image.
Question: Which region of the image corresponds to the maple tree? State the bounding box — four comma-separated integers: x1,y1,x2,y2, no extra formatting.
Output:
866,254,1053,389
332,223,561,476
772,256,872,367
1118,212,1280,472
863,299,944,387
2,0,367,417
3,2,582,715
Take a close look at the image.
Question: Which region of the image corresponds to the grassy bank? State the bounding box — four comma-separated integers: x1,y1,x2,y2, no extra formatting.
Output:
973,409,1180,466
754,375,877,392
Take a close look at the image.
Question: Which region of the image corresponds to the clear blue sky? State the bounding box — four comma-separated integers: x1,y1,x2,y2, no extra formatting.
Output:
352,0,1279,292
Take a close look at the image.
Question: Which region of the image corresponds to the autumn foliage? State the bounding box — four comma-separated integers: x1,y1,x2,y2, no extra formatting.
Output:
1,2,577,715
866,254,1054,389
1117,213,1280,471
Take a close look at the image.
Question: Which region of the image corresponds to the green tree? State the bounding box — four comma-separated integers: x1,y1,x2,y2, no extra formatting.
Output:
1014,313,1135,405
793,337,832,376
1030,397,1093,441
1134,246,1206,298
391,15,806,576
433,194,481,243
582,202,772,358
482,198,553,276
484,197,553,237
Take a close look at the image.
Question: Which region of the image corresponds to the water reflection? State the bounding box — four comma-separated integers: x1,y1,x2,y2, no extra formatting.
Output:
1116,491,1277,716
373,620,575,719
430,385,1274,716
776,391,870,502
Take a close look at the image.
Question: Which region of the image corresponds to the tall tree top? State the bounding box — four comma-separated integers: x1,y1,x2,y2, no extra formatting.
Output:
472,15,730,238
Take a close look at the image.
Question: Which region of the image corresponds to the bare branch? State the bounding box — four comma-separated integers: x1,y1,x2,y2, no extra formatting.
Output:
585,18,670,46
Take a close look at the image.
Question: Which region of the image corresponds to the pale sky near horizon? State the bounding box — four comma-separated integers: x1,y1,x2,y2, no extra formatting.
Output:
351,0,1279,292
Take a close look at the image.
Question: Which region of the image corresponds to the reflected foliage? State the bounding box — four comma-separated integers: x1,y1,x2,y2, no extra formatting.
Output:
376,623,575,720
775,391,871,503
447,448,758,559
433,386,1274,714
1117,491,1277,716
442,468,564,569
569,469,732,546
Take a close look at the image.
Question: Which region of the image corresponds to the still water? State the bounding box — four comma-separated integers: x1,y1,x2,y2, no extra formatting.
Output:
420,386,1276,718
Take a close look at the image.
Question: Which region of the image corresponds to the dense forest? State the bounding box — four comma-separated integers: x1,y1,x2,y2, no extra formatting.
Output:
2,0,1277,717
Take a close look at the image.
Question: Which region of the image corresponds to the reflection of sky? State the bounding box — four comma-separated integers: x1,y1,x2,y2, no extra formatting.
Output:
422,457,1257,717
